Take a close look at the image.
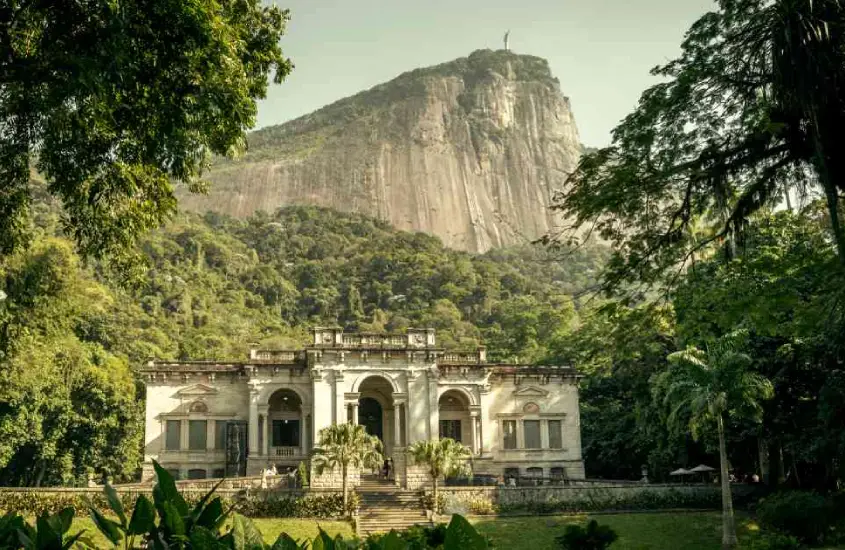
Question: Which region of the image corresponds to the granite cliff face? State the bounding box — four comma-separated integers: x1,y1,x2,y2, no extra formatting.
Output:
179,50,582,252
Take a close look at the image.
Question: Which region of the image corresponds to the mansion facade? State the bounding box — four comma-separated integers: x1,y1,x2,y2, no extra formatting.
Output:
141,328,585,486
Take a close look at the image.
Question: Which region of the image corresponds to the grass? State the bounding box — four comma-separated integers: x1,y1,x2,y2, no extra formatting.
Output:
472,512,761,550
68,517,353,547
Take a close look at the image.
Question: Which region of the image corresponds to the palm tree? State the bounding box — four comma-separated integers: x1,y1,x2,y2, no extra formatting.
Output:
311,423,383,513
654,330,773,549
408,438,472,515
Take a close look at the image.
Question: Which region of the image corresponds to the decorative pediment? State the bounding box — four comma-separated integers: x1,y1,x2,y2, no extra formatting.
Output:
512,386,549,398
176,384,218,397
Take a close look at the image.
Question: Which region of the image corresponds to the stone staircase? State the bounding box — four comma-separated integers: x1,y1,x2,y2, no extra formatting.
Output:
356,475,429,536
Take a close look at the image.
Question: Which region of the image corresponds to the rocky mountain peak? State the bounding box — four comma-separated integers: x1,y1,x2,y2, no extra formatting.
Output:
178,50,582,252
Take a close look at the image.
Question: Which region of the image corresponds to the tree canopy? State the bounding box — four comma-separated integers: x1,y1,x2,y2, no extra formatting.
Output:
551,0,845,291
0,0,293,261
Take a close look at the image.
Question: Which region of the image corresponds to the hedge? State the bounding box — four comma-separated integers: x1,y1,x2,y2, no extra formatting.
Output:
0,490,353,519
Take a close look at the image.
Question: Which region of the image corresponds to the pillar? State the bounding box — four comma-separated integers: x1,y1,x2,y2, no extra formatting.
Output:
299,410,305,454
394,407,401,449
469,412,478,455
248,390,259,456
333,373,345,424
427,371,439,439
260,407,269,457
540,419,550,449
351,402,359,425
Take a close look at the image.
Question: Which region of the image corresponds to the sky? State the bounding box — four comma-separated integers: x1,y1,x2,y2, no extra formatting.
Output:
256,0,715,147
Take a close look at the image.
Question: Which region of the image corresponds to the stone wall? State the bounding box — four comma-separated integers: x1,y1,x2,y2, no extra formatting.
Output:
435,483,757,515
310,465,360,490
405,464,433,490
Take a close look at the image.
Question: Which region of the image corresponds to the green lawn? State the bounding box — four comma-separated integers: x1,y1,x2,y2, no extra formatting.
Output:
472,512,760,550
69,517,353,547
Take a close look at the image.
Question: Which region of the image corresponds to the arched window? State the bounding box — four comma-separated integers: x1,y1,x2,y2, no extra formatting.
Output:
189,401,208,413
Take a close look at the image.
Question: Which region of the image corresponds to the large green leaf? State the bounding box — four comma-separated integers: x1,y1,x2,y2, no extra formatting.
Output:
89,507,123,545
444,514,487,550
161,501,186,539
190,525,231,550
195,497,225,530
231,514,265,550
128,495,157,536
376,530,406,550
104,483,128,527
153,461,189,517
270,532,305,550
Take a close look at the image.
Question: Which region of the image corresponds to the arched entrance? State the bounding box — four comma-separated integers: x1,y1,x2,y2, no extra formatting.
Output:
439,389,476,453
356,375,402,456
358,397,383,440
268,389,303,458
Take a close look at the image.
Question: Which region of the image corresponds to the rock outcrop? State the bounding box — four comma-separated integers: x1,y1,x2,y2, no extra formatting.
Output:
179,49,582,252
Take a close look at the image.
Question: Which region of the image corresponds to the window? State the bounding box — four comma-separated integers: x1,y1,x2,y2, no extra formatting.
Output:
526,467,543,478
504,467,520,482
548,420,562,449
188,420,207,450
550,467,567,480
166,468,181,480
165,420,181,450
502,420,517,449
524,420,541,449
272,419,300,447
187,469,207,480
212,468,226,479
215,420,228,450
439,420,462,441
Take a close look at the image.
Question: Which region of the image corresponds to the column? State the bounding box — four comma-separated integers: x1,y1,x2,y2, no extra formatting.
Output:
351,402,359,425
394,407,401,448
260,407,269,457
248,390,259,456
427,372,439,439
476,416,483,455
469,413,478,455
180,419,188,450
333,373,345,425
299,410,305,454
206,421,215,451
517,420,525,449
540,419,550,449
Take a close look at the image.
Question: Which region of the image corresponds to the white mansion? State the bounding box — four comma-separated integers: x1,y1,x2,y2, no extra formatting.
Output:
141,328,585,487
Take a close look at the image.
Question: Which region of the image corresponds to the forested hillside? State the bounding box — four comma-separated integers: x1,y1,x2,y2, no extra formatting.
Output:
0,204,609,485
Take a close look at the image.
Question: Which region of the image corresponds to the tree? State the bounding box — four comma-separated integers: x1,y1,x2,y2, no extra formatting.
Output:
407,438,472,513
654,331,774,549
0,0,293,261
311,423,383,513
550,0,845,292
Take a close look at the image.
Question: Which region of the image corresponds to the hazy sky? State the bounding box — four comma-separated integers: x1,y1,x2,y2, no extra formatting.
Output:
256,0,715,147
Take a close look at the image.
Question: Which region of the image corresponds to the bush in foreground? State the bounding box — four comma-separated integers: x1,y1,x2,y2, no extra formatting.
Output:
0,461,490,549
756,491,840,545
555,520,618,550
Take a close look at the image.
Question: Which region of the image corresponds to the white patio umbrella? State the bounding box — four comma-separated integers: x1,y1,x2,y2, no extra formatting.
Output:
690,464,716,473
669,468,692,476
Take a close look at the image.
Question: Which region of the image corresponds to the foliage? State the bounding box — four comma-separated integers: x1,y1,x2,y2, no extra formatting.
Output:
756,491,840,545
408,439,472,512
0,239,142,486
673,209,845,488
655,330,774,548
554,520,618,550
548,303,685,480
494,487,721,515
237,493,357,519
0,507,83,550
297,462,309,488
549,0,845,293
312,424,383,513
0,0,293,263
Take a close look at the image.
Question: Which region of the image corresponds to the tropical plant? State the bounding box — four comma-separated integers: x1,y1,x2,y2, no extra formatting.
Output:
550,0,845,293
555,520,618,550
654,330,774,548
408,438,472,514
756,491,840,544
0,0,293,264
0,508,84,550
312,423,384,513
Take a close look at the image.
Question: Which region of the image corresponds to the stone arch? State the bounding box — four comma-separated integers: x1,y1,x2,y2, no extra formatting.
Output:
189,400,208,413
258,384,309,408
350,373,399,395
437,386,477,407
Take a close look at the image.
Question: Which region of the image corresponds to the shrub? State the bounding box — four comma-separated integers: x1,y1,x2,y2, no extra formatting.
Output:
555,520,618,550
757,491,836,544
